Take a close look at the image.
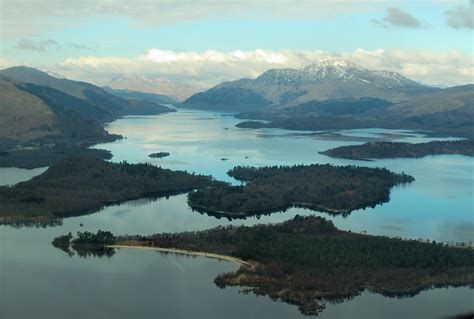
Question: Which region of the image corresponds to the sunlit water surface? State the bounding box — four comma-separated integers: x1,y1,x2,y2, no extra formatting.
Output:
1,109,473,318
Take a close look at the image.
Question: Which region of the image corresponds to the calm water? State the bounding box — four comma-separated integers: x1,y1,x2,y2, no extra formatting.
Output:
1,109,473,318
0,166,47,186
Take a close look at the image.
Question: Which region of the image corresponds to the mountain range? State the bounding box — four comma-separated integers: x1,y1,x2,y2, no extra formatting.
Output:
1,61,472,146
181,59,439,111
181,59,473,137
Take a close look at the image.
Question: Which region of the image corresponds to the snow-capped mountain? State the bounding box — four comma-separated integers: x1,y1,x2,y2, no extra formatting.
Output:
107,74,209,101
255,59,425,90
182,59,438,111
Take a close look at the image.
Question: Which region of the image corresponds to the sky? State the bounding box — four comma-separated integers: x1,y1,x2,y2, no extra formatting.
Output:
0,0,473,87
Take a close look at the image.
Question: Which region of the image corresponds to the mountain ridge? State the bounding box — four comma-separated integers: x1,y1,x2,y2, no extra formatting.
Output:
181,59,439,111
0,66,173,123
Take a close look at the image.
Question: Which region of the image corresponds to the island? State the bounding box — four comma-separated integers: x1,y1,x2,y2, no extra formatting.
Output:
320,139,474,160
53,216,474,316
188,164,414,218
0,157,215,225
0,144,114,169
148,152,170,158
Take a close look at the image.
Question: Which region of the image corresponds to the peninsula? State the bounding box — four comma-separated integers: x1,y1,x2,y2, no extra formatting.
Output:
320,139,474,160
0,157,214,224
53,216,474,316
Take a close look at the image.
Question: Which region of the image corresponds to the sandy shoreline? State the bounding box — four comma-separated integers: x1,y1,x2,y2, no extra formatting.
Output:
107,244,254,268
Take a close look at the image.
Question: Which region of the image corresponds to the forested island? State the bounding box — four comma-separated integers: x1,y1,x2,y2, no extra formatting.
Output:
188,164,414,218
54,216,474,316
0,157,214,224
320,139,474,160
0,144,114,169
148,152,170,158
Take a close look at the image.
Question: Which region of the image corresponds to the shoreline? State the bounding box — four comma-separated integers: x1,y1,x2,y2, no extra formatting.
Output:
107,244,255,268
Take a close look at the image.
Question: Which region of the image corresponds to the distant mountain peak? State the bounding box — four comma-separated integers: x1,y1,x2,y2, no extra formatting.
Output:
111,74,172,84
107,74,209,101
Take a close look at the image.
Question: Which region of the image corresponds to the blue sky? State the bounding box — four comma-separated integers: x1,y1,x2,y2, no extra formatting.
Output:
0,0,472,86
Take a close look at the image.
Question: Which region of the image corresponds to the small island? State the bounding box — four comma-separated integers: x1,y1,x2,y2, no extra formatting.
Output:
53,230,116,257
54,216,474,316
235,121,268,129
188,164,414,218
148,152,170,158
0,157,214,224
320,139,474,160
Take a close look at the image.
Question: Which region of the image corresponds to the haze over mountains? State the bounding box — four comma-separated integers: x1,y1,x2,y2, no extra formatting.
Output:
103,88,179,105
106,74,208,101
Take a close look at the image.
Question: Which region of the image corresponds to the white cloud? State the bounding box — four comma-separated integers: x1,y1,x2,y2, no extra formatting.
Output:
54,48,473,87
15,39,59,52
145,49,288,65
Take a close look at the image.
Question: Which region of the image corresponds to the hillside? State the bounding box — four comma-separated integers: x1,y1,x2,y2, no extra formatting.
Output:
0,66,173,123
0,66,176,143
234,84,474,138
0,75,56,141
182,86,272,111
385,84,474,117
0,75,112,143
181,59,437,111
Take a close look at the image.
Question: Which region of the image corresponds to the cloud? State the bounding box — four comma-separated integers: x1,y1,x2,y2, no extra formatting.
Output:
15,39,59,52
53,48,473,87
0,0,389,37
373,7,423,28
14,38,92,52
66,43,93,51
445,0,474,29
